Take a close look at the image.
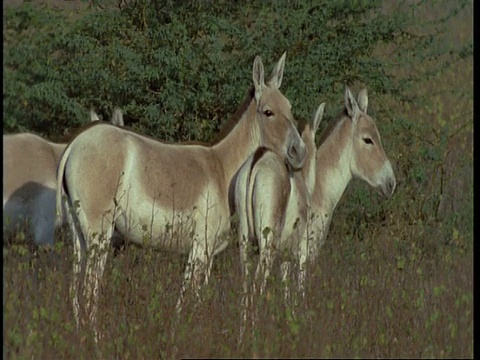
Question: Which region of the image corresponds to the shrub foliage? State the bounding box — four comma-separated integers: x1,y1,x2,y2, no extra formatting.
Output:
4,0,471,141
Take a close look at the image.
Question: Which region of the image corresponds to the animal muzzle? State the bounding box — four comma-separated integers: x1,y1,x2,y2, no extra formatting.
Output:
286,139,307,171
380,176,396,198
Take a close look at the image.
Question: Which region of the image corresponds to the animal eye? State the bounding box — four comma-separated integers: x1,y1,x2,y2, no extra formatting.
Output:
363,137,374,145
263,110,274,117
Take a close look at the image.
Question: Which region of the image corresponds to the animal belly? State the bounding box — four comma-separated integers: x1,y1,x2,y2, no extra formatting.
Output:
115,208,196,254
116,206,231,256
113,188,231,256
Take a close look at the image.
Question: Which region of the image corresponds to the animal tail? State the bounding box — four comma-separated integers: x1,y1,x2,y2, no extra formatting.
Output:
244,162,256,243
245,147,270,243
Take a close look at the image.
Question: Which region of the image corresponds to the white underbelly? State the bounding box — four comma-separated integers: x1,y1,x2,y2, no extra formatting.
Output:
114,198,231,255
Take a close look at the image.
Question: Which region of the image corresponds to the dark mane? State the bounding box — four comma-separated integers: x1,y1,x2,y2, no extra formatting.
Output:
316,107,349,147
62,120,217,149
57,87,255,147
210,85,255,145
50,121,112,144
179,140,209,145
296,117,307,135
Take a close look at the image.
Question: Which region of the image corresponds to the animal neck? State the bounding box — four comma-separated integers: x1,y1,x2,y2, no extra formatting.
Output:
312,118,353,215
212,99,260,182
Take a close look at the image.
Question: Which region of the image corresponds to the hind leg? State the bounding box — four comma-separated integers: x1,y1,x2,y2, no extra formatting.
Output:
61,194,87,331
63,195,88,331
70,218,85,330
238,215,253,347
252,211,278,322
253,231,276,298
67,197,114,343
249,231,276,340
249,171,287,337
253,192,284,298
82,223,114,343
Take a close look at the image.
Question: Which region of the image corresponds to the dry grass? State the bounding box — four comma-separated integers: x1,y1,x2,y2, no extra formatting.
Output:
3,220,473,358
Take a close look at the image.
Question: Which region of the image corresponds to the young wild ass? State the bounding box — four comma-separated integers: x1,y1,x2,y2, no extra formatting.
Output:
3,109,124,246
56,53,307,340
232,102,325,343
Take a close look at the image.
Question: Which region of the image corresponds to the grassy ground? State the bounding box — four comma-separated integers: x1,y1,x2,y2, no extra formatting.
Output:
3,1,472,359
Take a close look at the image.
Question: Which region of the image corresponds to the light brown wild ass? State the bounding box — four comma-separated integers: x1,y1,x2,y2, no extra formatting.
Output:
307,87,396,263
234,87,396,344
56,53,306,339
3,109,124,246
232,102,324,343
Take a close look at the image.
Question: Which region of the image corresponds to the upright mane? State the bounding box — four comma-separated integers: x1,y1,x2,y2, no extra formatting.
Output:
51,121,109,144
53,86,255,147
316,107,349,148
210,85,255,145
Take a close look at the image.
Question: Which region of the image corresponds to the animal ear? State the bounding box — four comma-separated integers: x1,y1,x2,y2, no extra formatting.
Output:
111,108,124,127
252,55,266,102
345,86,360,120
266,51,286,89
90,108,100,122
312,102,326,133
357,88,368,113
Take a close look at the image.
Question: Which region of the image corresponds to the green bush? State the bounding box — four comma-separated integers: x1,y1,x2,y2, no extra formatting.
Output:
4,0,471,141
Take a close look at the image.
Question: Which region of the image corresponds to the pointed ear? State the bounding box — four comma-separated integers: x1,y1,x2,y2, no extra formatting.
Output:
345,86,360,120
111,108,124,126
252,55,266,102
266,51,286,89
357,88,368,113
90,108,100,122
312,102,325,134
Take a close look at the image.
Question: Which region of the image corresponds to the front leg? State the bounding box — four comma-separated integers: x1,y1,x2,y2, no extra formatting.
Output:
175,237,208,315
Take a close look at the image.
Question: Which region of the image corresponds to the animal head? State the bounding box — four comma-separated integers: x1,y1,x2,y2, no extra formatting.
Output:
252,52,307,171
344,87,396,197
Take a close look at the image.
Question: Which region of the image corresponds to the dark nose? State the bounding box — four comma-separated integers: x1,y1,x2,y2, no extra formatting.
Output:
288,143,298,158
384,177,396,197
287,141,306,170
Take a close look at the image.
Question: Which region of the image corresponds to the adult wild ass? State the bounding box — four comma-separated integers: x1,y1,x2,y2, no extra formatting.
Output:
232,102,324,343
56,53,306,339
234,87,396,343
3,109,124,246
307,87,396,263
